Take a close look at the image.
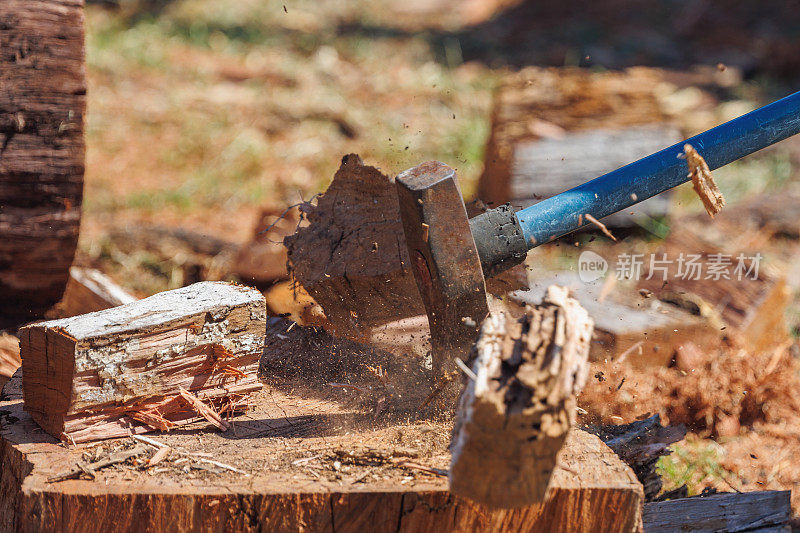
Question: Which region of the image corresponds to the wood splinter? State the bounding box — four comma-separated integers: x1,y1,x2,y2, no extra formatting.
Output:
449,285,594,508
685,144,725,217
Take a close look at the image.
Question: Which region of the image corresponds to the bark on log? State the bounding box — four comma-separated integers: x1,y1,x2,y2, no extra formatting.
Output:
478,67,688,226
1,372,644,532
0,0,86,328
18,281,265,443
642,490,791,532
449,285,593,508
512,272,722,367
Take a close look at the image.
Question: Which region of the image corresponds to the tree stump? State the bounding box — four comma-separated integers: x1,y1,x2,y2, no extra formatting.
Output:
1,369,644,532
0,0,86,328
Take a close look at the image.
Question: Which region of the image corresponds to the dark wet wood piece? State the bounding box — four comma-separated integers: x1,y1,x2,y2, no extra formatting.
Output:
0,0,86,328
587,414,686,501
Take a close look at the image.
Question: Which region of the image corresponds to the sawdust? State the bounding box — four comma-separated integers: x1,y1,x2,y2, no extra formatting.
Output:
578,344,800,438
685,144,725,217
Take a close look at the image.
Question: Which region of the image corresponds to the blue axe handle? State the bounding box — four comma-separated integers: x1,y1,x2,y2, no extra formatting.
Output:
513,90,800,247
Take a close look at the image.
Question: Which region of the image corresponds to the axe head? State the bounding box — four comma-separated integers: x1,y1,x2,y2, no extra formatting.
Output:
396,162,489,377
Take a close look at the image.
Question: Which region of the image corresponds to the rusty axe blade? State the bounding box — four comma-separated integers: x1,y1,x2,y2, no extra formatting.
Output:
396,161,489,377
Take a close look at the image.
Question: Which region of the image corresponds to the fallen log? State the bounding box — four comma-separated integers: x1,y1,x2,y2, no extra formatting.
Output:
511,272,721,367
642,490,791,532
449,286,593,508
0,0,86,328
478,67,692,226
1,372,644,531
18,281,265,443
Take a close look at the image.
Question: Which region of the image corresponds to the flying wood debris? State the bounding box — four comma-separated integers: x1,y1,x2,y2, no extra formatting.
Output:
585,214,617,241
684,144,725,217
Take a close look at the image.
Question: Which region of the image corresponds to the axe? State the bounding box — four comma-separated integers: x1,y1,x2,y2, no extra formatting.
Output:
396,90,800,376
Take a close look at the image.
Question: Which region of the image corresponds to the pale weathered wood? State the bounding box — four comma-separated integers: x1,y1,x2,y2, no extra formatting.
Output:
1,373,644,532
450,286,593,508
642,491,791,532
48,267,137,318
19,281,265,443
512,273,721,367
0,0,86,328
479,67,686,225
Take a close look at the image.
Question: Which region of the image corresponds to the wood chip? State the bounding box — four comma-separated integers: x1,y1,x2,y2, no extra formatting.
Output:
585,214,617,241
685,144,725,217
148,446,171,467
178,387,231,431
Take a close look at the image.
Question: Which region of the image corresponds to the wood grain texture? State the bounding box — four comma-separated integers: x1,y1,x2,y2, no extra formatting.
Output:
450,286,593,508
285,154,426,337
0,0,86,328
642,491,791,532
479,67,680,225
19,282,265,443
1,387,643,533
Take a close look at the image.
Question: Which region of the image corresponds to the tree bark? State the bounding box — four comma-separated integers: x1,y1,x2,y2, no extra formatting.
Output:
0,0,86,328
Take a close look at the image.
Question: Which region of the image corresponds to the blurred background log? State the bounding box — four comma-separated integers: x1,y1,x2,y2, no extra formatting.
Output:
0,0,86,328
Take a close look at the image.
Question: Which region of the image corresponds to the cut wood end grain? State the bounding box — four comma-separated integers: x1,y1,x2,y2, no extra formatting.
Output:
19,282,265,443
449,285,594,508
685,144,725,217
